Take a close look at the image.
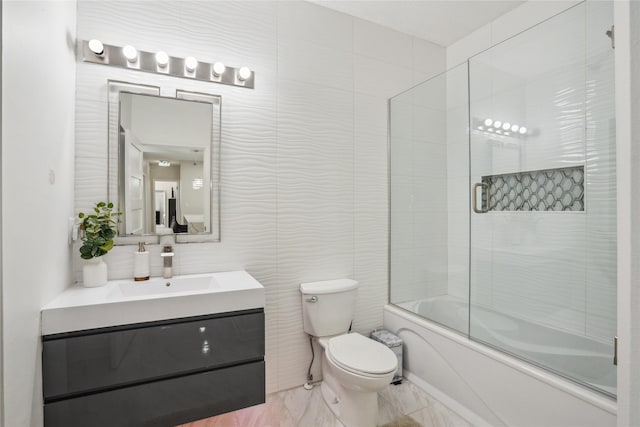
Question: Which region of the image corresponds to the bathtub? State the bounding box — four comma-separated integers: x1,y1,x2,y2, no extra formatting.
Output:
384,299,617,427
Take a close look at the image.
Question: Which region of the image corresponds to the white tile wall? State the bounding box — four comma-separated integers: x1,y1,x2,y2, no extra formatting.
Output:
354,19,413,67
75,0,445,393
412,38,447,84
446,1,581,69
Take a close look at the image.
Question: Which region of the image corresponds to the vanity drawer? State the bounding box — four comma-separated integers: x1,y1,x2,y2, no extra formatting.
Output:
43,309,264,401
44,360,265,427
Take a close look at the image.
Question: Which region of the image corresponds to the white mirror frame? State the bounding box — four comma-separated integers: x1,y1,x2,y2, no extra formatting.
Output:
107,80,221,244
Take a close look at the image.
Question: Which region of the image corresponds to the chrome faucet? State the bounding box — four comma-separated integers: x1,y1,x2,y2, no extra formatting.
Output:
161,245,174,278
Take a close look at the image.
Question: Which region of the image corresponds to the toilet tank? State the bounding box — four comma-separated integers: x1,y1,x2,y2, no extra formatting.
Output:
300,279,359,337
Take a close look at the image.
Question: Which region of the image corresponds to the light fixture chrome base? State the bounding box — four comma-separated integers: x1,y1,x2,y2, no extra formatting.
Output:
81,40,254,89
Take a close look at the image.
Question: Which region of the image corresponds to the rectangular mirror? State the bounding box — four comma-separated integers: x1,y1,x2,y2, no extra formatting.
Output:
108,81,221,243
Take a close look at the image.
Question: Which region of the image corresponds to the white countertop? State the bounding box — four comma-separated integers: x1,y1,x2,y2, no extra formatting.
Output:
41,270,265,335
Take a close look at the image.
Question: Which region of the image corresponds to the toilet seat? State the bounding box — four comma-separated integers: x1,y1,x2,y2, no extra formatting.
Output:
326,333,397,377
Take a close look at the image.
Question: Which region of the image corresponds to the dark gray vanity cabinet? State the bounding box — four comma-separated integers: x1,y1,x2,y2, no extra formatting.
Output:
42,308,265,427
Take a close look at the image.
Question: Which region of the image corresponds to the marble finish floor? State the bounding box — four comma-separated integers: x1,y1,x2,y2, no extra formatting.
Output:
179,380,473,427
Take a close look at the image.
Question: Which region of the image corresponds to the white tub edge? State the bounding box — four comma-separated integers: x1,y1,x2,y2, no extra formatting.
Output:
384,304,617,416
403,370,494,427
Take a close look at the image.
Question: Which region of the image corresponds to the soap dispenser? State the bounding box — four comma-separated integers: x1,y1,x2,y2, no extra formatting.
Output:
134,242,150,281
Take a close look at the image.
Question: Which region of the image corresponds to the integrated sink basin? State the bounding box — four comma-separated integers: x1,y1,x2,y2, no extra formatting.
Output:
112,274,219,298
41,271,264,335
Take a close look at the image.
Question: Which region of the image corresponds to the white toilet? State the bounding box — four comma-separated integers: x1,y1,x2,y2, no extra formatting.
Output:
300,279,398,427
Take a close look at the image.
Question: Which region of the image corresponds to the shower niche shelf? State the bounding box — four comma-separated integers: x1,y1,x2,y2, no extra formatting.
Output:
481,166,584,212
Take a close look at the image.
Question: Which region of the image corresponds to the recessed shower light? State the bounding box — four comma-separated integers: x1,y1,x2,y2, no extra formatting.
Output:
502,122,511,130
519,127,527,134
484,118,493,126
494,121,502,129
511,124,519,132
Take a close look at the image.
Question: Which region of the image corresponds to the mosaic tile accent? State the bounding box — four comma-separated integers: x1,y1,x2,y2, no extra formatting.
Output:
482,166,584,211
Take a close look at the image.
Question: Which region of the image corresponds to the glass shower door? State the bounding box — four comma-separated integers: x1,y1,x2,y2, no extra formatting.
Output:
389,63,470,335
468,1,616,397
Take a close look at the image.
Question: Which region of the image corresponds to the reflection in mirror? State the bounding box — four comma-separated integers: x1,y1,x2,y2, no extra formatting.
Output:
108,81,221,243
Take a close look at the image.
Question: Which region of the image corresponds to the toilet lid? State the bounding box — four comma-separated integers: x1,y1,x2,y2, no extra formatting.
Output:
327,333,398,375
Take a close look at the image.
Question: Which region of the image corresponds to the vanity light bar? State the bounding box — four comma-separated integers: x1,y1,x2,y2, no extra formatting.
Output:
81,40,255,89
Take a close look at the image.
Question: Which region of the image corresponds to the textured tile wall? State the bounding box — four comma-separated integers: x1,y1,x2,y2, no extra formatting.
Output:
74,0,445,393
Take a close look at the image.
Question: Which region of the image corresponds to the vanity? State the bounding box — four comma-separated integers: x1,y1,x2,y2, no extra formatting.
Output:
49,51,261,425
41,271,265,427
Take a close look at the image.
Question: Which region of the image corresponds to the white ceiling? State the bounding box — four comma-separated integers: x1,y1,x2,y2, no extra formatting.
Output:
309,0,526,47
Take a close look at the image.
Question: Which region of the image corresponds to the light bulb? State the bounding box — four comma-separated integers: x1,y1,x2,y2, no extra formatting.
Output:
502,122,510,130
212,61,226,76
488,128,494,132
156,51,169,67
511,124,519,132
88,39,104,56
185,56,198,72
477,126,484,130
496,130,502,134
484,118,493,126
494,121,502,129
519,127,527,134
238,66,251,81
504,132,510,136
123,45,138,62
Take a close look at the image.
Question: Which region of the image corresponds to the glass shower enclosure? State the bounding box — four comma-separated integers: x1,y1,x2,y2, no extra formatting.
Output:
389,1,616,397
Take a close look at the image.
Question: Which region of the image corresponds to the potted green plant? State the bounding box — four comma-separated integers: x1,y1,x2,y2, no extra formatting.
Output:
78,202,121,287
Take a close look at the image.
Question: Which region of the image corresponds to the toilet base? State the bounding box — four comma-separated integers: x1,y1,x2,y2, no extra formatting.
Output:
320,370,379,427
315,334,396,427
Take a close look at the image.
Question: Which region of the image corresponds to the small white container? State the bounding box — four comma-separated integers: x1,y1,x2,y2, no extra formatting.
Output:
133,242,150,281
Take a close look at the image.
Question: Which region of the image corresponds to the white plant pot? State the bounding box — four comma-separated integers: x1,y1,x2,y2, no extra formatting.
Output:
83,257,108,288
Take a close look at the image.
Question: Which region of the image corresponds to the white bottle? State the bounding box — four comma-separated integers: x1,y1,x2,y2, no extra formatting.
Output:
134,242,150,281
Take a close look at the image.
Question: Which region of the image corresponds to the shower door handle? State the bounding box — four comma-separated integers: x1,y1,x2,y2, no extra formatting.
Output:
472,182,490,214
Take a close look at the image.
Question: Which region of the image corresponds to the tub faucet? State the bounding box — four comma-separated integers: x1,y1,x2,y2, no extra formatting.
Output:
161,245,174,278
